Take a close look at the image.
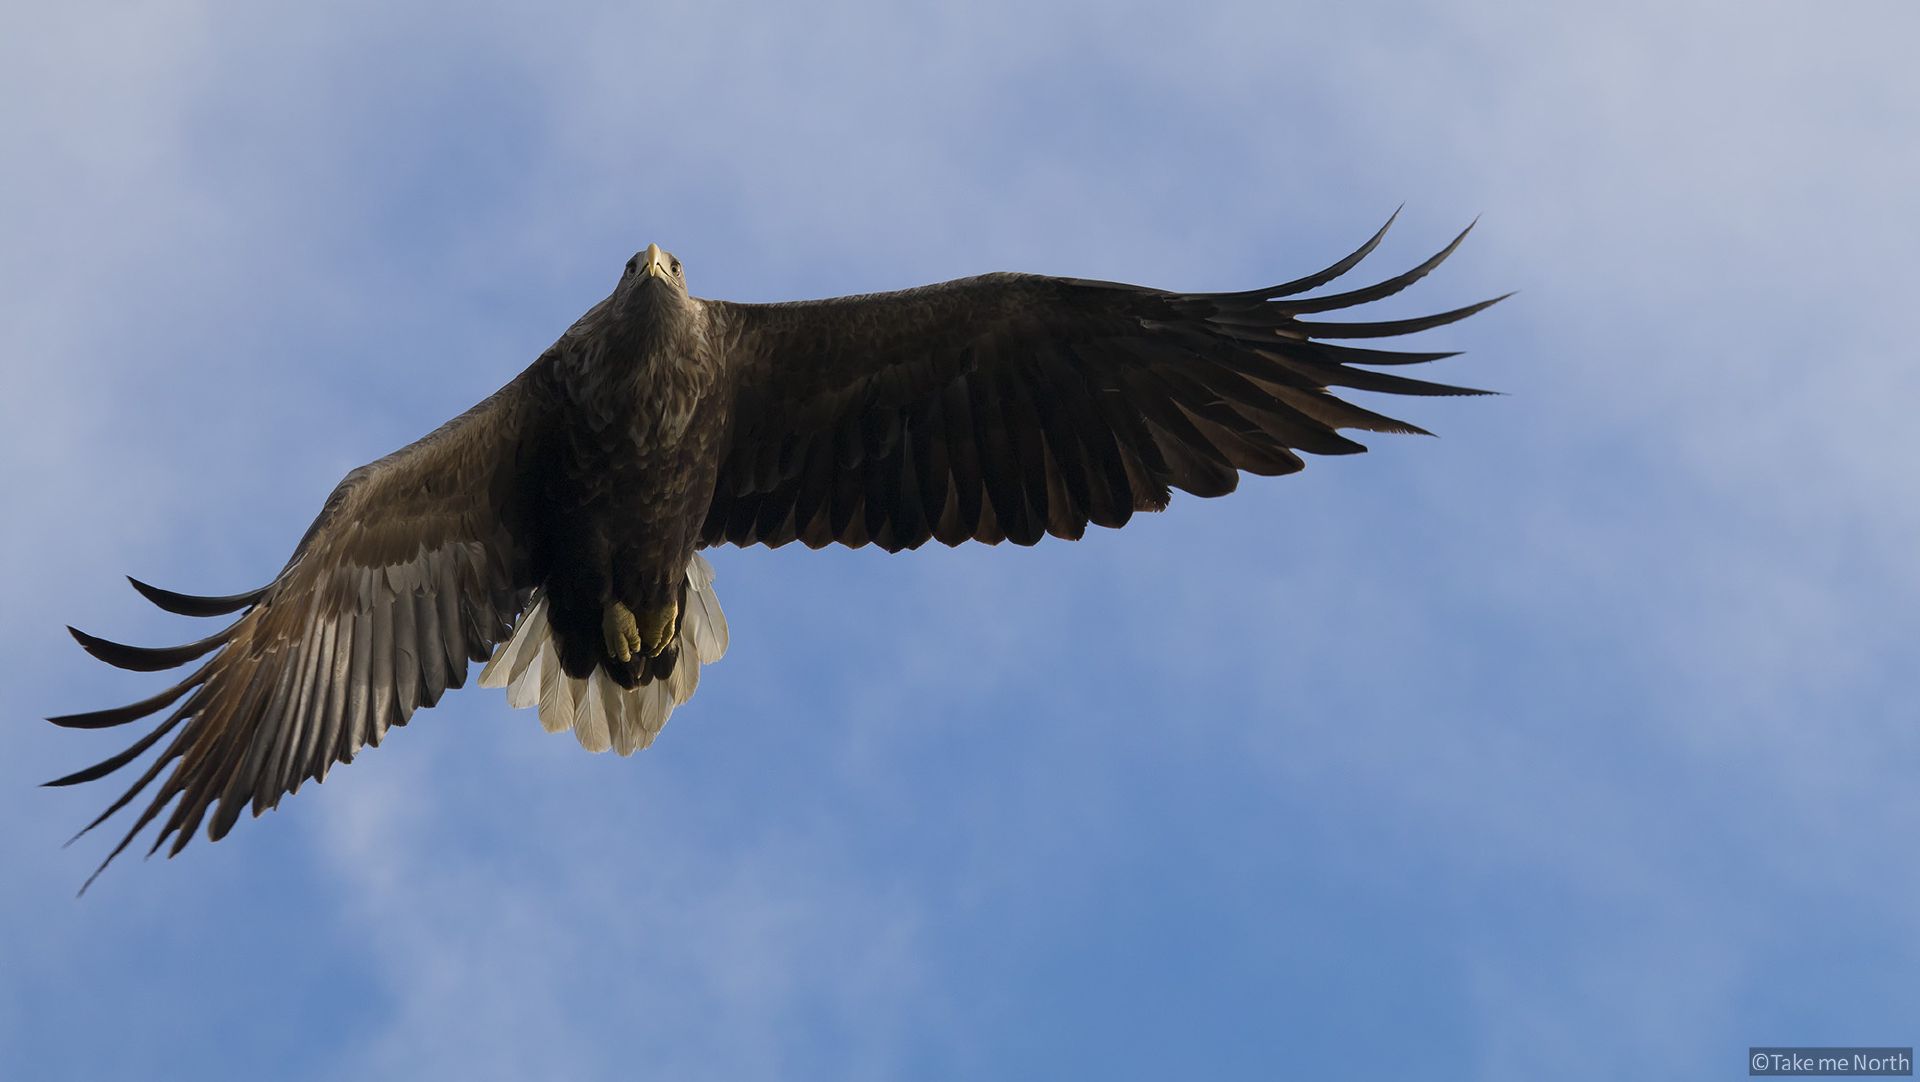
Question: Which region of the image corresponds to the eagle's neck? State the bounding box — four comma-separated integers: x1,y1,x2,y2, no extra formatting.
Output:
595,295,715,443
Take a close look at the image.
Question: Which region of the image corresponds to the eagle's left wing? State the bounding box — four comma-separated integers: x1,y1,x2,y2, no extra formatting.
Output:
48,366,556,890
701,216,1503,552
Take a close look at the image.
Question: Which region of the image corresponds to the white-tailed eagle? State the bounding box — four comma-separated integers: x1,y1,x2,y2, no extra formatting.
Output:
48,214,1503,890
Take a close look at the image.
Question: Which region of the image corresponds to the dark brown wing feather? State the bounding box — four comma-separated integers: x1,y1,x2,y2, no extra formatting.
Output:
701,215,1504,552
48,366,555,891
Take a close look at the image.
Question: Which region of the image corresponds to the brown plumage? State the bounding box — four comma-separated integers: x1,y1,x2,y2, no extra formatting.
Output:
47,216,1503,890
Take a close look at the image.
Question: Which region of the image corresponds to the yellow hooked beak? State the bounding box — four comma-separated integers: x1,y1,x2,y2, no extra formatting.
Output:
640,243,673,282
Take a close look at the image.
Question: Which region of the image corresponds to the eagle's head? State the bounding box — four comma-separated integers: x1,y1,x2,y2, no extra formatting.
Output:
618,243,688,303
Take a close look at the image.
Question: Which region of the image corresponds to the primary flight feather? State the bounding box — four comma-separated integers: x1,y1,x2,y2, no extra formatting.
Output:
48,214,1503,890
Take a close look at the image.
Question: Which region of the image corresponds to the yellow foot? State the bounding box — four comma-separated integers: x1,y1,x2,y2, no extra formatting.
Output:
636,599,679,658
603,599,679,663
602,601,642,663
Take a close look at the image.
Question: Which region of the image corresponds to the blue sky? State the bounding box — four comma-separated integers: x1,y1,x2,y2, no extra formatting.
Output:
3,2,1917,1078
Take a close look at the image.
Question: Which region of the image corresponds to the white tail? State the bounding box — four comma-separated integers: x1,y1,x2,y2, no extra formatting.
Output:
477,553,729,755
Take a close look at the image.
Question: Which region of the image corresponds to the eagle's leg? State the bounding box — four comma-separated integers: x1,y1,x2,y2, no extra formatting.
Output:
601,598,679,662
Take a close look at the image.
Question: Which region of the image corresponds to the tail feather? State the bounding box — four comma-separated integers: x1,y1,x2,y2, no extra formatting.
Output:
479,554,728,756
572,669,612,753
535,643,580,740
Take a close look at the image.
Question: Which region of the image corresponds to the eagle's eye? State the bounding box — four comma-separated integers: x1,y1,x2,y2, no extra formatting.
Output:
624,258,638,278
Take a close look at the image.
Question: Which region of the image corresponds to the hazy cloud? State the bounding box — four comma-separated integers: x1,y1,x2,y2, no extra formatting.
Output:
4,2,1915,1079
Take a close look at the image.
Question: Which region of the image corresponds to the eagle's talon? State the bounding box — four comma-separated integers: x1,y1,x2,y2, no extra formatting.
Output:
603,601,641,663
638,600,678,658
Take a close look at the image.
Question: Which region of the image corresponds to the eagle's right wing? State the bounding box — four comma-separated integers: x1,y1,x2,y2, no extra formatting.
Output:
47,362,558,890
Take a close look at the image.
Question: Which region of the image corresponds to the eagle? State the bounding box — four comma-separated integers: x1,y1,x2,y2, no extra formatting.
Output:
47,214,1502,890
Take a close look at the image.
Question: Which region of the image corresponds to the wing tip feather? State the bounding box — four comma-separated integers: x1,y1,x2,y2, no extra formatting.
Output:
126,576,266,617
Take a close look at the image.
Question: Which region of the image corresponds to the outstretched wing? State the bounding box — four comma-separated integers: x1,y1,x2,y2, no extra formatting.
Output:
702,215,1503,551
48,366,555,890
